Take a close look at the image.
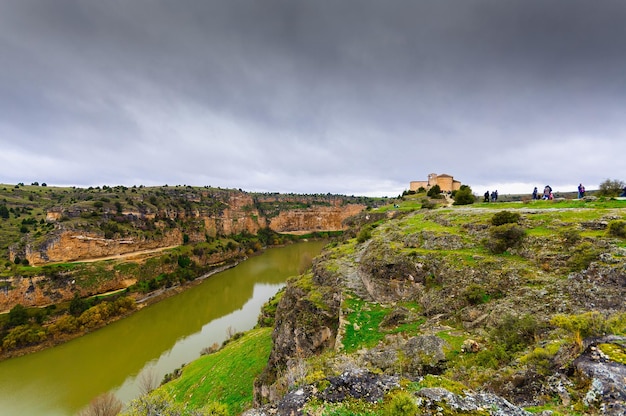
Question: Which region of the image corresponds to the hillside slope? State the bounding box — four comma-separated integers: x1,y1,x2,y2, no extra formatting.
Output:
245,200,626,415
0,183,372,265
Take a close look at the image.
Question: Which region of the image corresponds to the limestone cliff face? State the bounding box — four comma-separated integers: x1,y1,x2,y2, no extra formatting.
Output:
24,229,183,265
269,204,365,233
18,192,364,265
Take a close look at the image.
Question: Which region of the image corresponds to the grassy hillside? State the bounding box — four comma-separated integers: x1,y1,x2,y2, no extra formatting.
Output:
122,327,273,415
135,195,626,416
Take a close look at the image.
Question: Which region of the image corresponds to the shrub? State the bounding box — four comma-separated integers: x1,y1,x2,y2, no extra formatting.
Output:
491,313,539,354
384,390,418,416
452,186,475,205
560,229,581,247
8,304,29,327
567,242,599,272
485,223,526,254
463,283,489,305
69,295,92,317
177,255,192,268
607,220,626,238
2,324,47,350
419,198,437,210
491,211,521,226
597,178,625,197
551,311,621,340
49,315,79,335
475,344,510,368
77,392,123,416
357,225,373,243
427,184,442,198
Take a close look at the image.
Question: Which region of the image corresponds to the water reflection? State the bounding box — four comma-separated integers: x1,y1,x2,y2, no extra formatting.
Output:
0,241,326,416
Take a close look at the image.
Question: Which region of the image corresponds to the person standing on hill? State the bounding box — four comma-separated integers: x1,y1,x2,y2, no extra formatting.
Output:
578,183,585,199
532,187,538,200
484,191,490,202
543,185,552,200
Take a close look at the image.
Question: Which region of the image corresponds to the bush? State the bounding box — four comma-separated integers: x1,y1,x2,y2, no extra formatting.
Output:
77,392,123,416
427,184,442,198
597,178,625,197
452,186,475,205
69,295,92,317
419,198,437,210
485,223,526,254
491,313,539,354
384,390,418,416
463,283,489,305
560,229,581,247
567,242,599,271
356,225,373,243
551,311,622,339
491,211,521,226
2,324,47,350
49,315,79,335
607,220,626,238
8,304,29,327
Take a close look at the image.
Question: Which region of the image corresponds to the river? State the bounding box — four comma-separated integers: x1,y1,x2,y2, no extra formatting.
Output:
0,241,326,416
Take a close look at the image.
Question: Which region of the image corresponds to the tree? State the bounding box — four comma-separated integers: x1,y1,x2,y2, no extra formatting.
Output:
598,178,625,197
427,184,442,198
77,392,122,416
452,185,475,205
0,204,8,219
69,295,91,316
8,304,29,327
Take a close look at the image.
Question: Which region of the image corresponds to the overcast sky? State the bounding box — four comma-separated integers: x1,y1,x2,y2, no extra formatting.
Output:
1,1,625,197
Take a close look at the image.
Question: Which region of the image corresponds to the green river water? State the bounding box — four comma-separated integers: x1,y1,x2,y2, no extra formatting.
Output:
0,241,326,416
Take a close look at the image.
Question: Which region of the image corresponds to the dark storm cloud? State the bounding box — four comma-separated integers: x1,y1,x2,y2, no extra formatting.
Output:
1,0,625,195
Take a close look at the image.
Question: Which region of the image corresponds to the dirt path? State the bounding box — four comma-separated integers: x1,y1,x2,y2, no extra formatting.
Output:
52,245,179,265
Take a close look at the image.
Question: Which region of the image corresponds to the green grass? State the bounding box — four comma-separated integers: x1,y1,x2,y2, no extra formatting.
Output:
165,327,273,415
341,296,425,353
411,374,468,396
342,295,390,353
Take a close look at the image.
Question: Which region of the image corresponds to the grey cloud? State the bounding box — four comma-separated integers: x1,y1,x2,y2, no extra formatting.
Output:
1,1,625,195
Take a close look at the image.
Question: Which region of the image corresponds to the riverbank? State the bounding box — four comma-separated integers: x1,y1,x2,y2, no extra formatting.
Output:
0,241,328,416
0,235,330,362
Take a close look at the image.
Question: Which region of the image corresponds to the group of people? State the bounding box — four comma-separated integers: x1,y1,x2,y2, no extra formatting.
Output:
531,183,585,200
481,183,625,202
531,185,554,200
483,189,498,202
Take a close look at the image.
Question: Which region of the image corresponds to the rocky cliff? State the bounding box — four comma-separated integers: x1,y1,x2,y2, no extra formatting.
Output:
249,205,626,415
7,187,368,265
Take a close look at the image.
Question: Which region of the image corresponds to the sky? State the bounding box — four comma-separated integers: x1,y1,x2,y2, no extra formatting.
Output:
1,1,625,197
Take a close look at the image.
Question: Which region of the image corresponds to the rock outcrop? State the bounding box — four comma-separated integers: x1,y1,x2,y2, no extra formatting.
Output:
250,206,626,415
11,190,366,265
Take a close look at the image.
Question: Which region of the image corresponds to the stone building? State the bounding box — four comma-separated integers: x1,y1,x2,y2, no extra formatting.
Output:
410,173,462,193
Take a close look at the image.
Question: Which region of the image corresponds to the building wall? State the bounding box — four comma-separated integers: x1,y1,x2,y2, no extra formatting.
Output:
409,174,461,192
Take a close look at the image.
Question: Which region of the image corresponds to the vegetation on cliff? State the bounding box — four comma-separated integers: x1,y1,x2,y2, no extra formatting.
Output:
0,183,380,360
124,193,626,416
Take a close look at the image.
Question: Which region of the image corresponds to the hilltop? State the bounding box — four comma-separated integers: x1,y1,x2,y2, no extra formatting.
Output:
129,196,626,416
